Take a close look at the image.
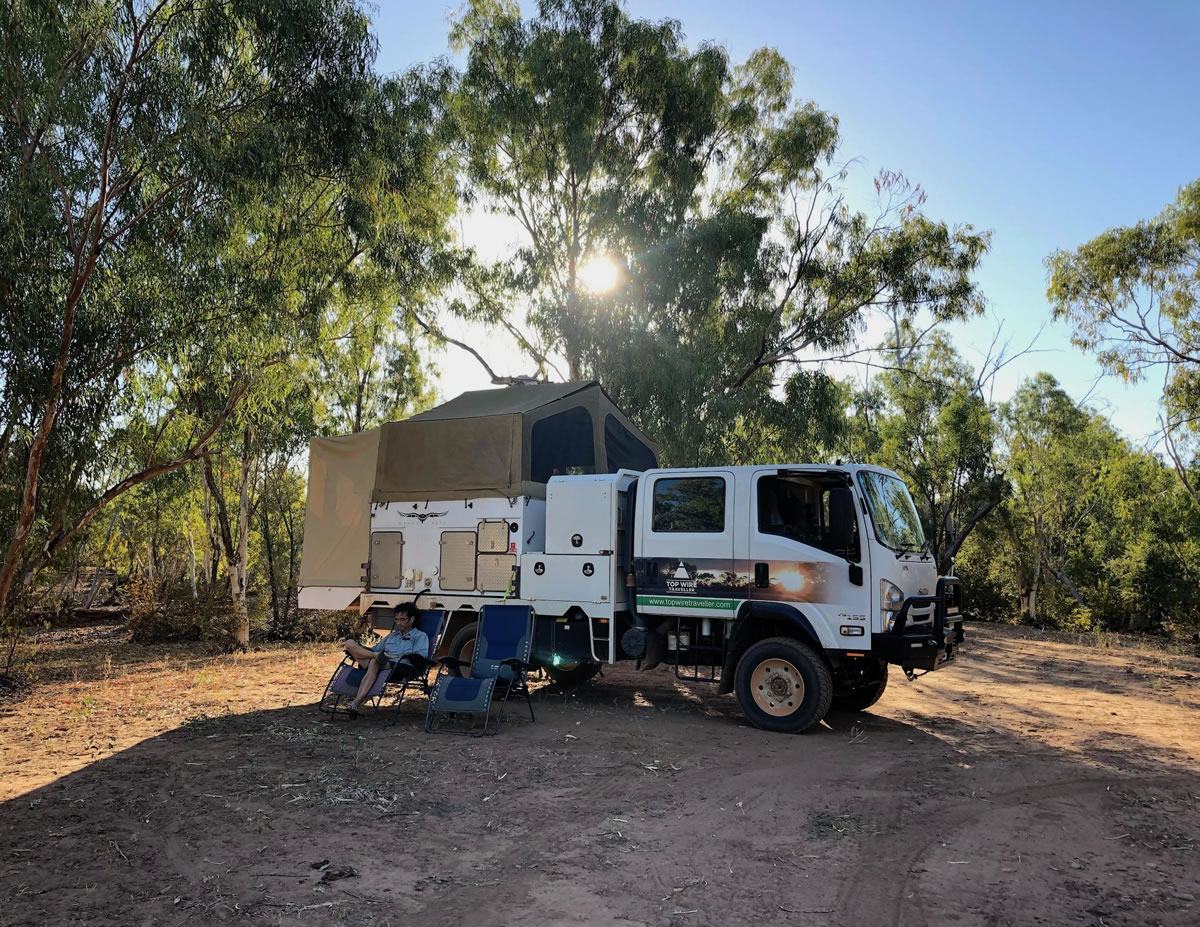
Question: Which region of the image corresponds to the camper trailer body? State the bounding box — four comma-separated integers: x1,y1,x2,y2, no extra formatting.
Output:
348,465,962,733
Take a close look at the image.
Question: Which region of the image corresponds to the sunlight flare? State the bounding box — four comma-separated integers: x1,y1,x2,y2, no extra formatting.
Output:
578,254,620,294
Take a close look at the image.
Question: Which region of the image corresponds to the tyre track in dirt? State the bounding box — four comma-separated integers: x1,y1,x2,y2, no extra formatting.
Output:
835,773,1195,927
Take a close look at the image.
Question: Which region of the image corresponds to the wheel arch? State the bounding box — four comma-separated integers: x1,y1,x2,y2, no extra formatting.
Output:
717,601,824,695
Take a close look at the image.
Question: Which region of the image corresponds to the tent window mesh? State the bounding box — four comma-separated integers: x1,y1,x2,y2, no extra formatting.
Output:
604,414,658,472
530,407,595,483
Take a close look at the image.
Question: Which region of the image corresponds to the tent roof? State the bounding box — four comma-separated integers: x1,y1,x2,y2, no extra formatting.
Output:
406,381,596,422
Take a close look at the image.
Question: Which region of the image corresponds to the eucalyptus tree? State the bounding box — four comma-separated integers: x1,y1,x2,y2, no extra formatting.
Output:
0,2,457,632
449,0,989,465
1048,179,1200,500
856,335,1006,574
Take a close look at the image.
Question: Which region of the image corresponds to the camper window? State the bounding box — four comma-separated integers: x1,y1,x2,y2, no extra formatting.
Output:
604,414,657,472
530,406,595,482
652,477,726,533
757,475,859,560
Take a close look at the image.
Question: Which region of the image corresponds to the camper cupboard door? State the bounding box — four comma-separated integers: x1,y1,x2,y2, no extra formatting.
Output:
637,472,736,618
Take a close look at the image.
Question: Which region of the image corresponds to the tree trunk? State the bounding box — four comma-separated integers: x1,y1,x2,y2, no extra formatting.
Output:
201,472,214,584
261,504,279,631
187,526,198,601
1043,561,1086,608
233,427,252,647
280,492,297,623
202,454,237,594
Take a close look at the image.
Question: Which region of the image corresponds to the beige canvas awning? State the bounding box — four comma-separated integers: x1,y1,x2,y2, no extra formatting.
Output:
298,428,380,589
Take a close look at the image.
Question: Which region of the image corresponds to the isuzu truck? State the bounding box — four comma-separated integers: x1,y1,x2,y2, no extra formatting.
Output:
299,382,963,733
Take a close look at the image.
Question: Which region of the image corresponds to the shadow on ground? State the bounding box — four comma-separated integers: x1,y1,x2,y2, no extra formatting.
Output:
2,641,1199,927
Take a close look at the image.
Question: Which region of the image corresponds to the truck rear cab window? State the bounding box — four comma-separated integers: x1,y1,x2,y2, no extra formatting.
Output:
530,406,595,482
604,414,658,473
652,477,726,532
757,475,859,560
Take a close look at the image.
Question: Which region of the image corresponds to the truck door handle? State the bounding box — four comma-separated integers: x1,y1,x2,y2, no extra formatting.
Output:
754,563,769,588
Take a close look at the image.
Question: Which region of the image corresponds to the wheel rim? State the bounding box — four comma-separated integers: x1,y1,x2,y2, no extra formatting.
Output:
750,658,804,717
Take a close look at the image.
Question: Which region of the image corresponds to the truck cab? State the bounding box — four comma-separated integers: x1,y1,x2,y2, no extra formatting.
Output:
626,463,961,731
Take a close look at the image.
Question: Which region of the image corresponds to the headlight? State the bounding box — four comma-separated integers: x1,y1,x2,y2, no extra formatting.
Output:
881,579,904,631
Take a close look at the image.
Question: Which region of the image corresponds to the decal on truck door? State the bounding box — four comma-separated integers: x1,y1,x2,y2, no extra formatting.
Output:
634,558,834,605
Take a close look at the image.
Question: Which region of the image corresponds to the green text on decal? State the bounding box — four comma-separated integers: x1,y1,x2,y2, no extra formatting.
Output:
637,595,738,611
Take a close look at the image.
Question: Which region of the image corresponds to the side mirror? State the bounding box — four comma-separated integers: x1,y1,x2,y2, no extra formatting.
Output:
848,563,863,586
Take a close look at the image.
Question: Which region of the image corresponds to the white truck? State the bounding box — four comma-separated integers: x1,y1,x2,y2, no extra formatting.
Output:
299,382,963,733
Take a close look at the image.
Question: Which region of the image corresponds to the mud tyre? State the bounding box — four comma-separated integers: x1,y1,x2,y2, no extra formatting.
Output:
544,661,601,688
734,637,833,733
832,662,889,713
446,622,478,678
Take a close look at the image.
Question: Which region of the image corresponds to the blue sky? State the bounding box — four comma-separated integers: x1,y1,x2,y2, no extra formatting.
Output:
371,0,1200,445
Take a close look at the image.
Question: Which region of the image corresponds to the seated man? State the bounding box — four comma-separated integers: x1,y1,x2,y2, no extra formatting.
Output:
342,603,430,717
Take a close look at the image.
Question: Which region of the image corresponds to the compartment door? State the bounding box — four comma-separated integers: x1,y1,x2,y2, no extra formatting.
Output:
369,532,404,589
439,531,477,591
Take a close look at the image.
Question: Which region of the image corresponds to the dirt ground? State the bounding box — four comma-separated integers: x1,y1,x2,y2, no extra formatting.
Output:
1,622,1198,927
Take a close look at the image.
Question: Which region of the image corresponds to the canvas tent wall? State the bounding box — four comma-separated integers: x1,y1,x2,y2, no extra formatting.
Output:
298,427,380,605
299,382,657,599
372,381,657,502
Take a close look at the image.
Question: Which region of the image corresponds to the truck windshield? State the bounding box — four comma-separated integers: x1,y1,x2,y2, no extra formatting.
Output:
857,471,926,552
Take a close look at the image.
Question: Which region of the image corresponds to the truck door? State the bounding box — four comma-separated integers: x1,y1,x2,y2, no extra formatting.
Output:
635,471,737,619
749,469,869,649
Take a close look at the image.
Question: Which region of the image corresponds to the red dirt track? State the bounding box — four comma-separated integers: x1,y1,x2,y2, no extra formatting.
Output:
1,623,1198,926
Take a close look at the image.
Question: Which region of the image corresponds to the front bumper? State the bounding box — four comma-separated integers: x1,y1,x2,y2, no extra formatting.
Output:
871,576,964,672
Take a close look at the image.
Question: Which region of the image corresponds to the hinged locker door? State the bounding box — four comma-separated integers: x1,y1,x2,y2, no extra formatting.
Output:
369,532,404,589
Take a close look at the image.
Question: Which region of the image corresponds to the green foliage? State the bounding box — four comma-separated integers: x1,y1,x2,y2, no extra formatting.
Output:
991,373,1200,635
850,332,1005,573
1048,178,1200,499
448,0,989,465
0,1,458,637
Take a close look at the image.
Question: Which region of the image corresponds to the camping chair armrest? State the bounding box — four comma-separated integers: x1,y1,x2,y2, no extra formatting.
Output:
435,655,470,670
498,658,537,672
398,653,436,672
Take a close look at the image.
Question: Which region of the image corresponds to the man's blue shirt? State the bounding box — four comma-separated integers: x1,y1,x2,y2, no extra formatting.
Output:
372,628,429,661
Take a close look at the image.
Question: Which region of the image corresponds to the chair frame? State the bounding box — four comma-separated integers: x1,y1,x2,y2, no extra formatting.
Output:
424,605,537,736
318,609,447,723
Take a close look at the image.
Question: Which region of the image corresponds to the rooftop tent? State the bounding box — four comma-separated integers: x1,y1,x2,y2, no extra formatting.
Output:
372,381,658,502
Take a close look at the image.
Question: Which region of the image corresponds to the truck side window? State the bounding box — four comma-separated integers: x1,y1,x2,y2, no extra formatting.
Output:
652,477,725,532
757,476,859,560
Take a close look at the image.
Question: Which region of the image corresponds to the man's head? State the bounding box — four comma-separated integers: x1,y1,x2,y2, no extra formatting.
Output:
393,602,419,631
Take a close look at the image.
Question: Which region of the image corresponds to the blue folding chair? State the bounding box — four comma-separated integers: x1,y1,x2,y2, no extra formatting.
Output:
319,608,447,723
424,604,536,736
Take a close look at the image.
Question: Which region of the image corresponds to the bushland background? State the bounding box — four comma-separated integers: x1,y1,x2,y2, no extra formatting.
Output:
4,0,1200,682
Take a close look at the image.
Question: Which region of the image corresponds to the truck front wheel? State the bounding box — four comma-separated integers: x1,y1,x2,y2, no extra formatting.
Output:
734,637,833,733
544,661,601,688
832,661,888,713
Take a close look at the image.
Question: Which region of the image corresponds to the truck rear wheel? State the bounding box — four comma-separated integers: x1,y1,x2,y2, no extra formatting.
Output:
446,622,478,678
734,637,832,733
832,662,888,713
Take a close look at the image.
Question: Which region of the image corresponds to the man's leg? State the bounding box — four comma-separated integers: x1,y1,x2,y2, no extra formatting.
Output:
343,640,377,662
350,656,386,710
